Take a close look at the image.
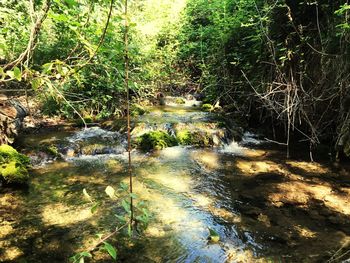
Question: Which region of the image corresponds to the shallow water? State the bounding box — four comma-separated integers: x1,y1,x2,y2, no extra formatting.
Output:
1,101,350,262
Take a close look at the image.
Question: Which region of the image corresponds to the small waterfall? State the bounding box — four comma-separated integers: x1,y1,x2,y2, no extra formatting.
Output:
62,127,127,159
220,132,265,155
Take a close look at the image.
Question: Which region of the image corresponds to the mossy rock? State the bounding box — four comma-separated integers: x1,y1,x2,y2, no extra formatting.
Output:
46,145,59,157
201,104,214,112
177,130,211,147
137,131,178,151
80,143,107,155
75,115,94,126
0,144,30,184
175,98,185,104
131,104,148,117
177,130,192,145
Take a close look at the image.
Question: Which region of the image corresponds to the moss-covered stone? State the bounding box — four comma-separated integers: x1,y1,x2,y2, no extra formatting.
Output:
75,115,93,126
176,130,211,147
46,145,59,157
137,131,178,151
175,98,185,104
0,144,30,184
201,103,214,112
177,130,192,145
80,143,107,155
131,104,148,117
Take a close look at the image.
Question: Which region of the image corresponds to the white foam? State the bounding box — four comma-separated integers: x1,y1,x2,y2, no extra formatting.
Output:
67,127,119,142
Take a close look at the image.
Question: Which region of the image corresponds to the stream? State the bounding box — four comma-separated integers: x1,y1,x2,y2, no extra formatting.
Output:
1,96,350,262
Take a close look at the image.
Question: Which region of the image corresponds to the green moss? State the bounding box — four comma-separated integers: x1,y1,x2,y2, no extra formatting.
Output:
177,130,211,147
131,104,147,116
75,115,93,126
80,143,106,155
175,98,185,104
46,145,59,157
201,103,214,112
137,131,178,151
0,144,30,184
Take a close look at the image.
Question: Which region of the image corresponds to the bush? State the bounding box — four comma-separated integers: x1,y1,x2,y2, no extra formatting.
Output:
0,144,30,184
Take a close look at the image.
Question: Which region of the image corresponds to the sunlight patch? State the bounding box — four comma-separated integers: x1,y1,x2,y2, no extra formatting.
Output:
41,203,93,226
191,150,220,170
0,246,23,261
286,161,329,174
236,160,285,175
294,225,316,238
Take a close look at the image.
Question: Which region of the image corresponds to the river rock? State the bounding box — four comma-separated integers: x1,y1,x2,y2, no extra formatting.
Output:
0,94,28,144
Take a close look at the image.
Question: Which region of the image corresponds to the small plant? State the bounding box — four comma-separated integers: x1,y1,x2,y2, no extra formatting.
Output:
70,182,150,262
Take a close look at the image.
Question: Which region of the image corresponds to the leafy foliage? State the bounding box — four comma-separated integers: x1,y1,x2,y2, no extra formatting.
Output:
71,183,150,262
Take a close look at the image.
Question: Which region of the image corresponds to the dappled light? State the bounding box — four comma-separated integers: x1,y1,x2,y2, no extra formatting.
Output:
286,161,329,174
235,159,286,175
1,0,350,261
41,204,93,226
191,150,220,170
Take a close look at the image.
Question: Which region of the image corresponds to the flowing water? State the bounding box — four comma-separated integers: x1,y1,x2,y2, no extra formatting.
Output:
1,97,350,262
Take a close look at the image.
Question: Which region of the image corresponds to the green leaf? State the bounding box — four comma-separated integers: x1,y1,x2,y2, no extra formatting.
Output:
115,214,127,223
91,202,100,214
0,67,4,80
31,78,41,90
42,62,53,73
6,70,14,79
119,182,128,191
13,67,21,81
105,186,115,199
64,0,78,8
80,252,92,258
208,227,220,242
83,188,92,202
129,193,137,199
121,199,130,213
103,242,117,260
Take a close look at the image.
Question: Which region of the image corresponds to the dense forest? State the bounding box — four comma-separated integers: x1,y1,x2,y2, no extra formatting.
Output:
1,0,350,262
1,0,349,157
